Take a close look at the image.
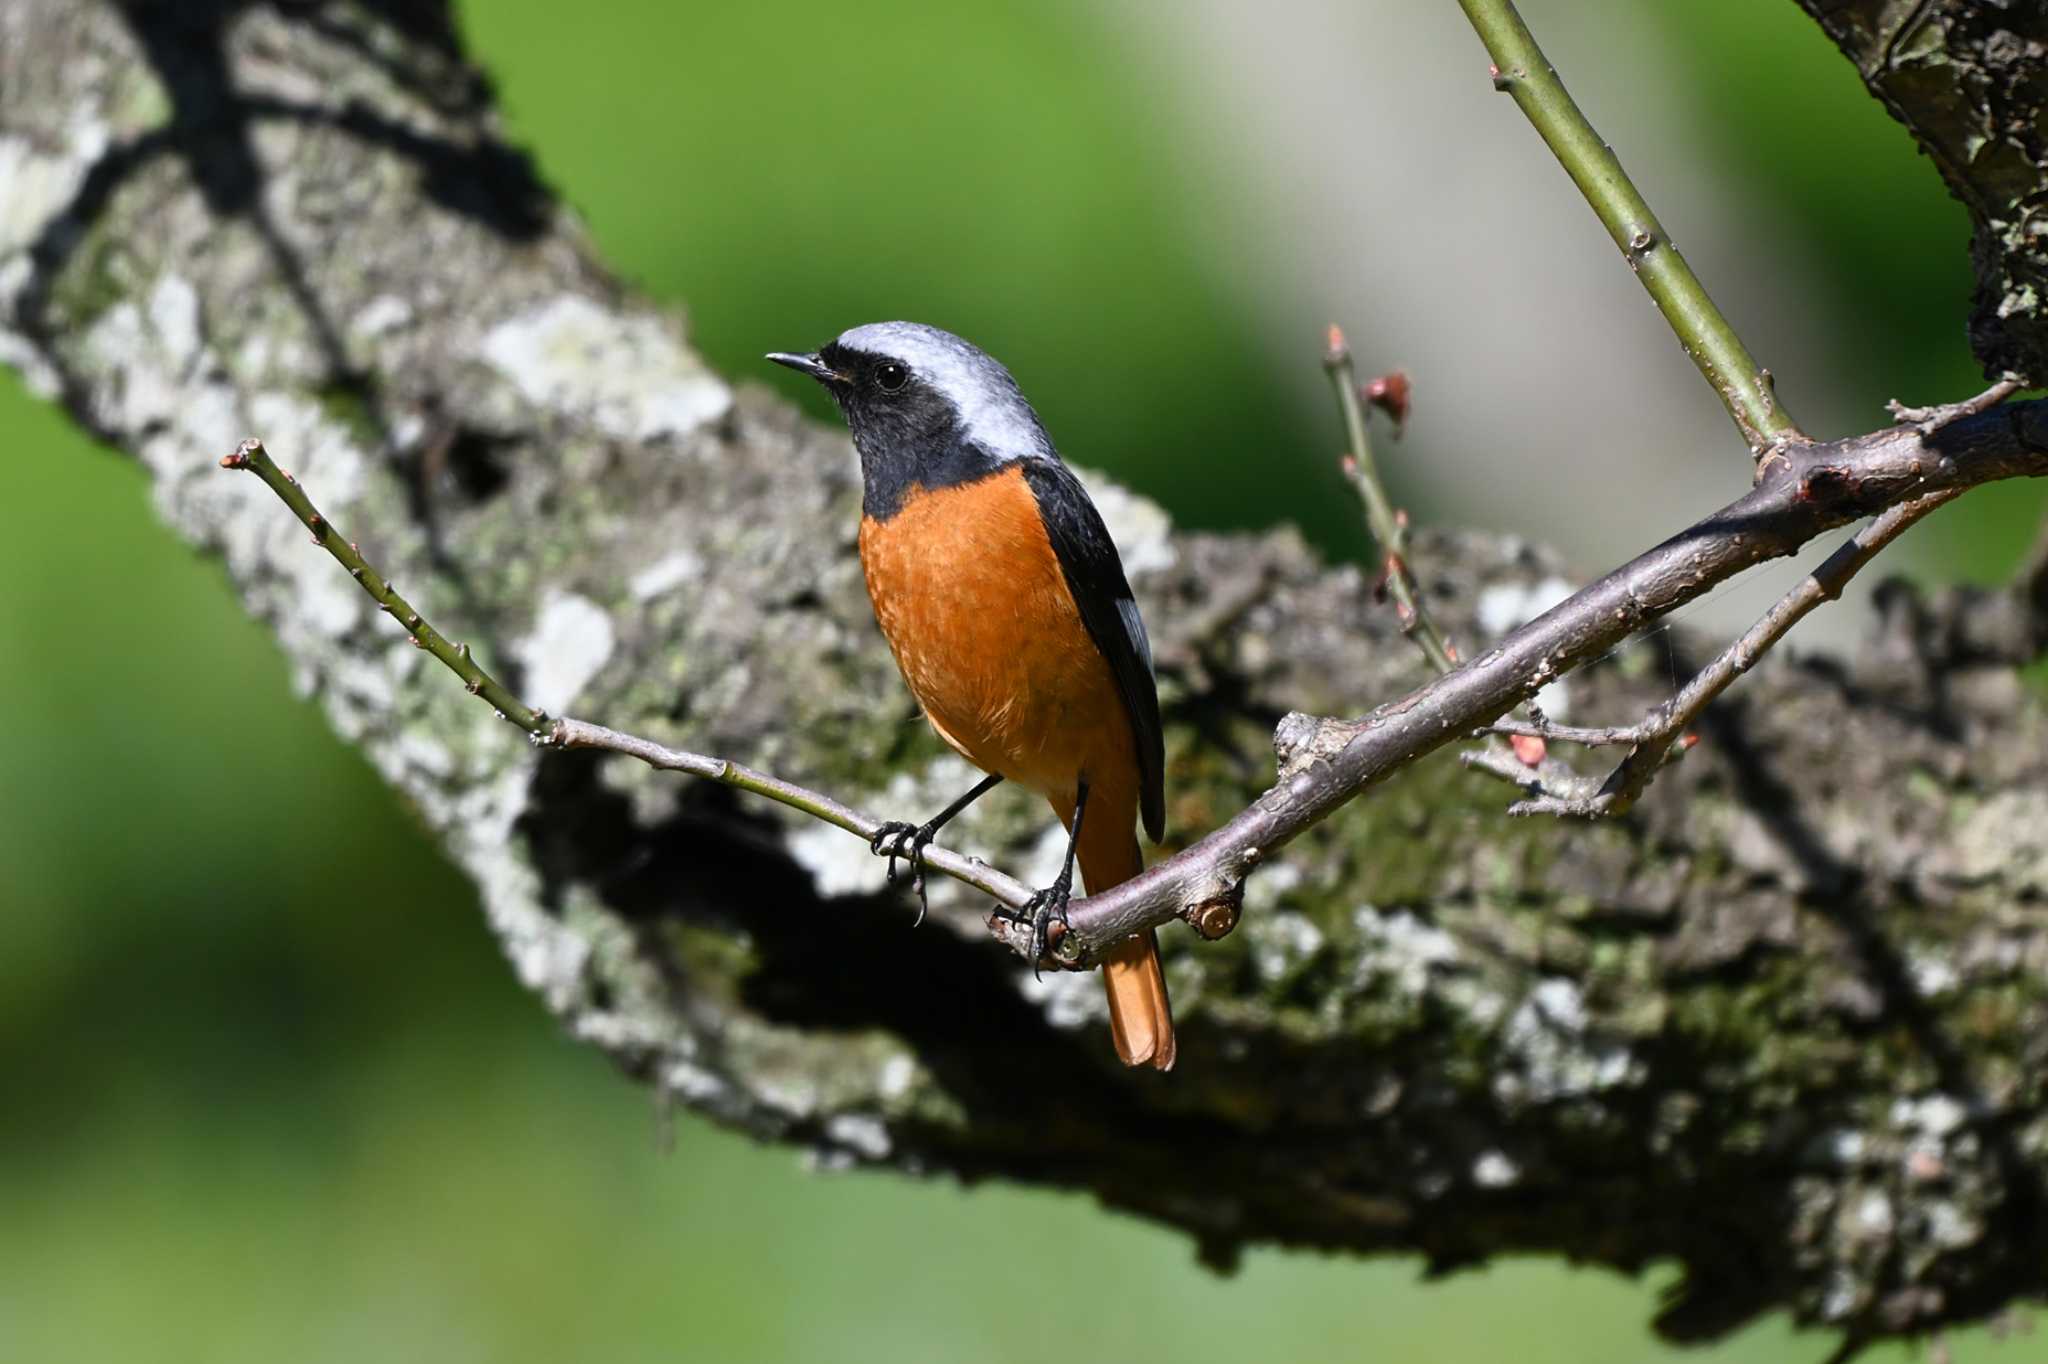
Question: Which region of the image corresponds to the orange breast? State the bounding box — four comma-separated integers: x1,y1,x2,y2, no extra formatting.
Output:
858,464,1137,808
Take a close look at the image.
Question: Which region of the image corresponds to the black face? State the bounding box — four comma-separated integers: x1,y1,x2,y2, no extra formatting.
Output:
815,343,951,441
799,343,1003,519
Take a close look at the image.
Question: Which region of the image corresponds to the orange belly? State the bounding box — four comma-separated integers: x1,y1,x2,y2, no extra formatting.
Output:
857,463,1136,809
860,462,1175,1068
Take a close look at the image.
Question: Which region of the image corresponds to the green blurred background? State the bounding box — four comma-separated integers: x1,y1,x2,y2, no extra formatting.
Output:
3,1,2040,1359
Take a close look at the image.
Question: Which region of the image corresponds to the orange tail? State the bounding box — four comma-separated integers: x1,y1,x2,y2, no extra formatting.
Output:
1074,805,1176,1071
1101,930,1175,1070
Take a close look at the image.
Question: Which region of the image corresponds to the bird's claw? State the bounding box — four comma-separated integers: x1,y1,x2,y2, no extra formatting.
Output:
1022,882,1074,979
869,821,914,877
868,819,937,925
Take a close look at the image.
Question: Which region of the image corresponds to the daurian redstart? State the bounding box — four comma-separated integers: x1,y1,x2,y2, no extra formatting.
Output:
769,322,1175,1070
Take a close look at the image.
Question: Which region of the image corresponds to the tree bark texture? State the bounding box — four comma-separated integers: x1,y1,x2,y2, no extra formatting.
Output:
4,0,2046,1345
1797,0,2048,382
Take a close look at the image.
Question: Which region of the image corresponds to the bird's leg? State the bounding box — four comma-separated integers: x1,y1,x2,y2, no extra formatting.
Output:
1023,780,1088,976
869,772,1004,925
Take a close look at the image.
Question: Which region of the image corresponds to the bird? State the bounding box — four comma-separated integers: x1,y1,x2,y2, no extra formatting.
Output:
768,322,1176,1070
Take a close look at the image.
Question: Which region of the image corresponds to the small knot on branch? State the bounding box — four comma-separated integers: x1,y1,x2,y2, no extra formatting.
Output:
1184,885,1244,941
1797,464,1856,503
1274,710,1359,780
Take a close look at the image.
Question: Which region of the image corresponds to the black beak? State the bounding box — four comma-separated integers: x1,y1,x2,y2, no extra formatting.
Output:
766,351,848,385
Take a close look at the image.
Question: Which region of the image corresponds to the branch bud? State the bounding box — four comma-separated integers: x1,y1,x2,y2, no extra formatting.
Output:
1363,370,1412,437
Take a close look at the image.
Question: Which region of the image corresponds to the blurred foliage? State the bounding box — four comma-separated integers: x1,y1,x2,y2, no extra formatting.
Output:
468,0,1339,546
0,0,2036,1359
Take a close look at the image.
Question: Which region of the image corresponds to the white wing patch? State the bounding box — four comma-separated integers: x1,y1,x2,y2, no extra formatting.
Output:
1116,595,1154,677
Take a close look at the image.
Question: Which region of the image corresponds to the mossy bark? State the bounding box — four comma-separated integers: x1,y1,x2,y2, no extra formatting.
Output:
4,0,2046,1346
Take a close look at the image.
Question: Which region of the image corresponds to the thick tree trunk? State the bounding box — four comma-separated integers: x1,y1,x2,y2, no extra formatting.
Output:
4,0,2046,1345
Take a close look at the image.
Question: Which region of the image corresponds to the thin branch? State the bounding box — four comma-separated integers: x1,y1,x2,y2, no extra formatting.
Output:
1323,326,1457,672
230,393,2048,966
1461,740,1626,805
221,438,548,736
218,440,1036,916
1485,716,1647,747
549,719,1035,911
1325,327,1576,789
1456,0,1801,455
1474,489,1955,818
1888,373,2026,434
1063,404,2048,950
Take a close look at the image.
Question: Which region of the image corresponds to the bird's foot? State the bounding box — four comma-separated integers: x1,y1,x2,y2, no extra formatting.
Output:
868,819,940,925
1020,875,1075,979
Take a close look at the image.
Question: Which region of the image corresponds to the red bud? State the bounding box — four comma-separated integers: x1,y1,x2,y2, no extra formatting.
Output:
1363,370,1412,437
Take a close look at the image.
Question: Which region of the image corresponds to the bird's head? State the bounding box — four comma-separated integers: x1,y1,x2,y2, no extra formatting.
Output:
768,323,1054,514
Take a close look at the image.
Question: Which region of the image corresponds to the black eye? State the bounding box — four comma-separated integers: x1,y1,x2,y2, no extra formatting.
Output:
874,362,908,392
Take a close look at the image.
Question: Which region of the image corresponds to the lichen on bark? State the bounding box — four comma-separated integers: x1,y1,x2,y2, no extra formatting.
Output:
5,0,2048,1347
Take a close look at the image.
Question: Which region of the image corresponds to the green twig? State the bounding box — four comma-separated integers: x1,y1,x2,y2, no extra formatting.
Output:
1322,330,1617,798
1323,328,1458,673
1456,0,1802,456
217,438,1037,917
220,438,547,734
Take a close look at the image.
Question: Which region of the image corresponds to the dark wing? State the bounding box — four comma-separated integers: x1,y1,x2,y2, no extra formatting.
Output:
1021,459,1166,842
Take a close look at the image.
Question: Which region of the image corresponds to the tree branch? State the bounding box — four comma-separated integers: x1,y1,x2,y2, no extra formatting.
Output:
11,0,2048,1347
1471,489,1960,817
1323,329,1572,784
1064,404,2048,948
1324,327,1457,673
224,373,2048,969
1457,0,1801,454
218,437,553,736
218,437,1042,918
1889,375,2029,435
